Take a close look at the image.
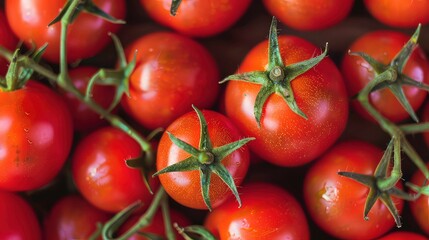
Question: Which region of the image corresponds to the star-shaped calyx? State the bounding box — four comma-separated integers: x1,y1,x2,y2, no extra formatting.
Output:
220,17,328,126
153,106,255,211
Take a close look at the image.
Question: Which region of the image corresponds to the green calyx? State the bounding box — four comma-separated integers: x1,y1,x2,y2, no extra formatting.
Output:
153,105,255,211
170,0,183,16
220,17,328,126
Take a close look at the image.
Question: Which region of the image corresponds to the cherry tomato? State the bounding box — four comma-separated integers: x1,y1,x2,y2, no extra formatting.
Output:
0,10,17,76
409,162,429,235
341,30,429,123
204,182,310,240
121,32,220,130
364,0,429,28
139,0,252,37
303,141,404,240
0,190,42,240
71,127,158,213
377,231,429,240
223,35,348,166
0,80,73,191
156,109,250,210
263,0,354,31
44,194,112,240
5,0,126,63
60,66,116,133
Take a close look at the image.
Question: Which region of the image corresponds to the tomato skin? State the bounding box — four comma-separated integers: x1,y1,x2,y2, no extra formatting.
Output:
44,195,112,240
121,32,220,130
204,182,310,240
224,35,348,167
303,141,404,240
71,127,158,213
139,0,251,37
377,231,429,240
156,110,250,210
0,80,73,191
0,190,42,240
364,0,429,28
341,30,429,123
409,162,429,235
60,66,116,133
0,10,18,76
263,0,354,31
5,0,126,63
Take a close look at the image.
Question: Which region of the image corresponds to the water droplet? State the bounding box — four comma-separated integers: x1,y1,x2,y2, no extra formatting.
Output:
27,139,32,144
23,128,29,133
24,112,30,116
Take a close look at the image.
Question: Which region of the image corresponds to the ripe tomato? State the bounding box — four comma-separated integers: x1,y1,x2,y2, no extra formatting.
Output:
71,127,158,213
341,30,429,123
60,66,116,133
409,162,429,235
223,35,348,167
44,194,112,240
0,190,42,240
5,0,126,63
0,10,17,76
204,182,310,240
263,0,354,31
377,231,429,240
121,32,220,130
156,109,250,210
0,80,73,191
363,0,429,28
139,0,252,37
303,140,404,240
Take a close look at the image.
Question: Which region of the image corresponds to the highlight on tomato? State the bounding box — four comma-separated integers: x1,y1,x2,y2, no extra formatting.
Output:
0,10,17,76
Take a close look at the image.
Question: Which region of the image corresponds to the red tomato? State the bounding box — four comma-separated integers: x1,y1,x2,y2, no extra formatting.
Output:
204,182,310,240
422,101,429,147
0,80,73,191
139,0,252,37
0,10,18,76
5,0,126,63
223,35,348,166
156,109,250,210
0,190,42,240
44,194,112,240
341,30,429,123
409,162,429,235
364,0,429,28
303,141,404,240
71,127,158,213
60,66,116,133
377,231,429,240
121,32,220,130
263,0,354,31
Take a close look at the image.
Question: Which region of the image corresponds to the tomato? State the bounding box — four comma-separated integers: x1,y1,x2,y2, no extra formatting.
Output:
139,0,252,37
5,0,126,63
363,0,429,28
156,109,250,210
204,182,310,240
303,140,404,240
223,35,348,167
377,231,429,240
0,10,18,76
341,30,429,123
409,162,429,235
263,0,354,31
422,101,429,147
71,126,158,213
0,190,42,240
121,32,220,130
44,194,112,240
60,66,116,133
118,208,190,239
0,80,73,191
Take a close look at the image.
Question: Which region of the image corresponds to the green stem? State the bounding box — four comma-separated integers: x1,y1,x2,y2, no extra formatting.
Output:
161,196,176,240
377,136,402,190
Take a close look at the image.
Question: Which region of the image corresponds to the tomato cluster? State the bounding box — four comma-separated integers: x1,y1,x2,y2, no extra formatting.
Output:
0,0,428,239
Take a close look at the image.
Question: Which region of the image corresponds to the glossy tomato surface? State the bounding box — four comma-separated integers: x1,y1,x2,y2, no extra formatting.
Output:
409,162,429,235
156,109,250,210
5,0,126,63
224,35,348,167
204,182,310,240
377,231,429,240
0,80,73,191
139,0,252,37
72,127,158,213
0,190,42,240
263,0,354,30
121,32,220,130
0,10,17,76
341,30,429,123
303,141,404,240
